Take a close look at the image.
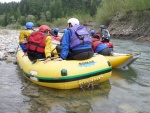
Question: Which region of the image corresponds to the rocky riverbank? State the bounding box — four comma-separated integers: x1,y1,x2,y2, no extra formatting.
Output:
0,29,19,61
84,9,150,41
108,9,150,41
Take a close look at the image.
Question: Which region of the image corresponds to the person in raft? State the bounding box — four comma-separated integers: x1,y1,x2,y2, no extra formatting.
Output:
19,22,34,56
55,18,94,61
99,25,110,42
99,25,114,51
91,33,112,56
90,29,95,37
50,28,59,37
26,25,52,63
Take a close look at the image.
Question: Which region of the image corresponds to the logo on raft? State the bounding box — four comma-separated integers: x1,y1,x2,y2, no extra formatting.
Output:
79,60,96,67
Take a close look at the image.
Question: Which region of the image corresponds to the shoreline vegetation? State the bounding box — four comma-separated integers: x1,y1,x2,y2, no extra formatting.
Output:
90,0,150,41
0,0,150,41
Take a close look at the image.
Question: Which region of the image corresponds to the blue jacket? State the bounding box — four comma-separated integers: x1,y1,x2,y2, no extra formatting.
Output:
60,29,92,59
95,43,108,53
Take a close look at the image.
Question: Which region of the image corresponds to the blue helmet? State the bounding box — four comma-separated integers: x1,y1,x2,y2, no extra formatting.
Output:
99,25,105,29
90,29,95,35
54,28,59,33
26,22,34,29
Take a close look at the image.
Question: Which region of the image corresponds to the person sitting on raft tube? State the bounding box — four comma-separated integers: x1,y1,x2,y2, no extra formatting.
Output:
19,22,34,55
55,18,94,61
26,25,52,63
91,33,112,56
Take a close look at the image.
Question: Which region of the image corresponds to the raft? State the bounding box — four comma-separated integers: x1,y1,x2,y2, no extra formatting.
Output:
51,40,140,69
16,49,112,89
106,52,141,69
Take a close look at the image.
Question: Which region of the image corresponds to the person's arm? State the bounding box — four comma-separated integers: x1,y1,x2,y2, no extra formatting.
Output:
60,30,71,60
44,36,52,63
19,30,32,44
19,30,26,43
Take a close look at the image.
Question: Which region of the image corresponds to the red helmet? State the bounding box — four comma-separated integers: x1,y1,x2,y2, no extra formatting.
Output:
39,25,50,32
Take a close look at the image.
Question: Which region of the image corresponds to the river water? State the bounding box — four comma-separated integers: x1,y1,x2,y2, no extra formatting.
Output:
0,30,150,113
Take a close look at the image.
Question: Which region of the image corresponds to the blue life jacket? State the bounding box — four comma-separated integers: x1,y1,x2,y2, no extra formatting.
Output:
69,25,91,49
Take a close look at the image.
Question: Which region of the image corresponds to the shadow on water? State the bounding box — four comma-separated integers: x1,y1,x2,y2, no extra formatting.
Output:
111,66,150,88
111,67,138,82
16,66,111,113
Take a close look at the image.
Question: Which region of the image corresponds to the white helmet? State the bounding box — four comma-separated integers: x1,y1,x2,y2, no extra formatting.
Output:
67,18,80,26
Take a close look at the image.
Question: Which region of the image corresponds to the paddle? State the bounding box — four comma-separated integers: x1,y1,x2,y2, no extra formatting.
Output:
15,45,20,55
32,56,59,64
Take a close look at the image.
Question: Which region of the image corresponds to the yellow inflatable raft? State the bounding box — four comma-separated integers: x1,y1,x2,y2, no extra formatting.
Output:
16,50,112,89
106,52,141,69
51,41,140,69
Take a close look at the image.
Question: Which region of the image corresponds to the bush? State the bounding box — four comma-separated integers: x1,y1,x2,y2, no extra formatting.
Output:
50,18,68,28
6,24,21,29
96,0,150,25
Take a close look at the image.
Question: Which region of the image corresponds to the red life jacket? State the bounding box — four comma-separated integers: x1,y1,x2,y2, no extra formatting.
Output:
26,31,47,53
103,42,114,48
92,38,103,51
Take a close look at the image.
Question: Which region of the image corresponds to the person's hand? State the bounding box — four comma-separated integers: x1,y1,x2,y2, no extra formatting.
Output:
53,57,63,61
20,40,27,44
44,58,51,63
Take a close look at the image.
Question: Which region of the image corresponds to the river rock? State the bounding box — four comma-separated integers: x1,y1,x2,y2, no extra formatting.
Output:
48,104,67,113
0,51,6,60
7,45,19,53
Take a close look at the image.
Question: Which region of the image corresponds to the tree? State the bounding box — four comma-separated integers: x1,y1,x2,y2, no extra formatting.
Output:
46,11,51,22
0,0,102,26
18,16,26,26
3,14,8,26
14,6,21,21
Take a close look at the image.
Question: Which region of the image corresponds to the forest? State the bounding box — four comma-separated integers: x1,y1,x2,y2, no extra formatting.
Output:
0,0,101,28
0,0,150,30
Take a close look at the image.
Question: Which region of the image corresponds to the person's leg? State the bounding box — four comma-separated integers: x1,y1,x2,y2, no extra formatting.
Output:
27,51,37,61
98,48,111,56
56,44,62,54
20,44,27,52
67,49,94,60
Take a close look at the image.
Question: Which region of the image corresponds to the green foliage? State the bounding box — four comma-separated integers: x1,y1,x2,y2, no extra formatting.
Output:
2,0,149,28
0,0,101,27
7,24,22,29
50,18,68,28
18,16,26,25
49,13,94,29
72,14,94,23
36,20,51,27
96,0,150,26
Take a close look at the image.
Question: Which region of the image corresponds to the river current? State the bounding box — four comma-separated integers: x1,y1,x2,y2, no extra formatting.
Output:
0,30,150,113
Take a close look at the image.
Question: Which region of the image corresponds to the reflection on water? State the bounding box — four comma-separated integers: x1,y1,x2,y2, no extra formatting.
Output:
1,38,150,113
0,61,30,113
17,66,111,113
111,67,137,82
